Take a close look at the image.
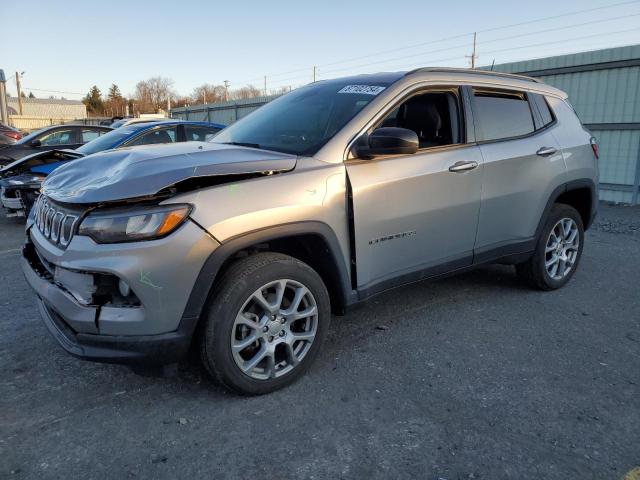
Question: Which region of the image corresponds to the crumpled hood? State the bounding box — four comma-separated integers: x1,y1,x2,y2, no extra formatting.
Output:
42,141,297,204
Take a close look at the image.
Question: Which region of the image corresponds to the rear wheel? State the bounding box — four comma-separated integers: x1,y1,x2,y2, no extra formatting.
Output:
200,252,330,395
516,203,584,290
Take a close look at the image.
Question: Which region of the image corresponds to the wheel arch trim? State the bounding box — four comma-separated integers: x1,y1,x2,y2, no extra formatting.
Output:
178,221,355,336
536,178,597,236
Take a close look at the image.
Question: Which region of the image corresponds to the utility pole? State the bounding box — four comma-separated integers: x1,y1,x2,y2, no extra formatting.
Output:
15,72,23,115
203,91,207,105
313,66,317,82
0,70,8,124
224,80,230,101
264,76,267,96
465,32,477,69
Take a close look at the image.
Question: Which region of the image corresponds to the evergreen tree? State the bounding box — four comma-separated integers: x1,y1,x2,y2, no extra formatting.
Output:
83,85,104,115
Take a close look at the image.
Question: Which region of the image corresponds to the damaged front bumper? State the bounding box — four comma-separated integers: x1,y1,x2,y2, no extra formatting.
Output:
22,217,219,365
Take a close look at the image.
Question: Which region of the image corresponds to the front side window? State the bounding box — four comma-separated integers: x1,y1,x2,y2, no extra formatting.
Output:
373,89,462,149
212,79,391,155
473,89,535,142
38,129,75,146
185,125,221,142
126,127,177,146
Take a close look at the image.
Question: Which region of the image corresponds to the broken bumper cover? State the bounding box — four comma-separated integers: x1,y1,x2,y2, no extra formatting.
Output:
22,254,192,365
21,216,220,366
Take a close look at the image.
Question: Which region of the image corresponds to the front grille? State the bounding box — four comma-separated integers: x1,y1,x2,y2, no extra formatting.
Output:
33,196,85,248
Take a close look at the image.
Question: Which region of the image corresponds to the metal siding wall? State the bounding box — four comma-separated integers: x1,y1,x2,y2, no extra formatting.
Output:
491,45,640,203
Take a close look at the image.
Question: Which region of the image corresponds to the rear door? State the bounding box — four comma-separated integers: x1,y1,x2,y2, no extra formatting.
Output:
346,86,484,292
471,88,566,259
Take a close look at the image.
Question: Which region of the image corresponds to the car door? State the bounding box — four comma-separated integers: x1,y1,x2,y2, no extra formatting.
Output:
470,88,566,259
36,127,80,152
345,86,484,292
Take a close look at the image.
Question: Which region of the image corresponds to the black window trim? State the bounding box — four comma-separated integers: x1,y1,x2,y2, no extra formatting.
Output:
348,84,472,160
469,86,558,145
530,93,556,131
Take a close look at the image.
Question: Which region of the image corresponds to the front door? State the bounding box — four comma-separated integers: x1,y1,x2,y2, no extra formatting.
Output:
345,87,483,293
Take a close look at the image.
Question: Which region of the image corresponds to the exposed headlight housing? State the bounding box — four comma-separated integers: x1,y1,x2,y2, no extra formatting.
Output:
78,204,192,244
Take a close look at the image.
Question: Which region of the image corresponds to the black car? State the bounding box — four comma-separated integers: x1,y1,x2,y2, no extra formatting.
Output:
0,124,112,166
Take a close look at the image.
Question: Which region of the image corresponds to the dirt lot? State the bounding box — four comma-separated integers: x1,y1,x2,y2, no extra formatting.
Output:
1,203,639,480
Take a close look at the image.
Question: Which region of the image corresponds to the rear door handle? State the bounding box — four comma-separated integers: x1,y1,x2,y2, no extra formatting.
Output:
449,160,478,173
536,146,557,157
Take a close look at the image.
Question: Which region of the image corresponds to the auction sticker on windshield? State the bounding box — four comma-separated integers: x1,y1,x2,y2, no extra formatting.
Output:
338,85,386,95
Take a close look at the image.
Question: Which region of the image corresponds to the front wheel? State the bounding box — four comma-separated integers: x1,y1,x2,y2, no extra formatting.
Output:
200,252,331,395
516,203,585,290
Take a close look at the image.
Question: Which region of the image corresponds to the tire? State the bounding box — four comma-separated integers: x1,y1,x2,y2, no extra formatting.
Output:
516,203,584,290
199,252,331,395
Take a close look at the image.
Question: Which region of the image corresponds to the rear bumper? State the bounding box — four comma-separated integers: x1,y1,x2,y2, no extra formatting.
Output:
0,186,24,211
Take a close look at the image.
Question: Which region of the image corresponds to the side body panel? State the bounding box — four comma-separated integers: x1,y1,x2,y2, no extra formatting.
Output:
474,122,567,252
172,157,352,284
345,145,483,289
547,97,599,188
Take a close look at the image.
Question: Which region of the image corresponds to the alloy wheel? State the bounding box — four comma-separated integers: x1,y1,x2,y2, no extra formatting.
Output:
231,279,318,380
545,217,580,280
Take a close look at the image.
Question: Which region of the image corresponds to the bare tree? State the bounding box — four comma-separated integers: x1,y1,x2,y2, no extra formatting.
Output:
191,84,227,105
231,84,262,100
134,76,175,113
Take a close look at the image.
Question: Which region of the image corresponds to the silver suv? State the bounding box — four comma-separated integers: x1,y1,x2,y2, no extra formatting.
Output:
22,68,598,394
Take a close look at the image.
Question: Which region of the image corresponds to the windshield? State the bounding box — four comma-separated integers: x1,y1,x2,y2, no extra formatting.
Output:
211,80,389,155
76,127,138,155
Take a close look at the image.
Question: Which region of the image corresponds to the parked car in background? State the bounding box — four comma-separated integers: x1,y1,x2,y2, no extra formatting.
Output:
110,117,167,128
21,69,598,394
0,123,23,145
0,120,224,217
0,125,112,166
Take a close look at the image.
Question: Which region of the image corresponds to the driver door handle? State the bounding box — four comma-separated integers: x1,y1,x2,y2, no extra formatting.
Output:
536,146,557,157
449,160,478,173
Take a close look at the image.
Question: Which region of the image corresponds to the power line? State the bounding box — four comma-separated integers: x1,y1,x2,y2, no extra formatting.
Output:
22,87,85,96
324,11,640,76
232,0,639,86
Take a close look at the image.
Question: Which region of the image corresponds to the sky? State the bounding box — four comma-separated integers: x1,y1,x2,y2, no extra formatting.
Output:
1,0,639,101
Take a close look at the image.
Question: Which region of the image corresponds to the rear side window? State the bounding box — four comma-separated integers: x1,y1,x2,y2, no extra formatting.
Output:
81,129,102,143
185,125,221,142
530,93,554,129
127,127,177,146
473,89,535,141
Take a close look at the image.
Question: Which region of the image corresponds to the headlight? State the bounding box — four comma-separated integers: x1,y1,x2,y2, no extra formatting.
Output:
78,204,191,243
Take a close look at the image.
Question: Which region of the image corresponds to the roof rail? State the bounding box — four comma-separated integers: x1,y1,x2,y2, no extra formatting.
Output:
405,67,541,83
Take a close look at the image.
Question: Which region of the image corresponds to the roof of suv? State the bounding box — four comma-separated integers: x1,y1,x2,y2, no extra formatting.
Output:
317,68,566,98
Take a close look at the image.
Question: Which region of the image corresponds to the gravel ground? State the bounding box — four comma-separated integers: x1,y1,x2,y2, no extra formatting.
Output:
1,203,639,480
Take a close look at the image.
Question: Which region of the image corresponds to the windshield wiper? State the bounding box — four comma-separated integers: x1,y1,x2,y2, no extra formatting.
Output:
220,141,262,149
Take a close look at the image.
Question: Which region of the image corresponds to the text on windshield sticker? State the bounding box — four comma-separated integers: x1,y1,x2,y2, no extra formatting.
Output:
338,85,386,95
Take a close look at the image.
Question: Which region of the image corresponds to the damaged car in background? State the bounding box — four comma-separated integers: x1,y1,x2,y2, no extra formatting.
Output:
0,120,225,217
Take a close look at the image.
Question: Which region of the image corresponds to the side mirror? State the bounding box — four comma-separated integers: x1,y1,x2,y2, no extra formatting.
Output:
31,139,42,148
359,127,418,158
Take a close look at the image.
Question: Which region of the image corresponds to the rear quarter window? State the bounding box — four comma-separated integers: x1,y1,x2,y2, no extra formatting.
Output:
473,89,535,142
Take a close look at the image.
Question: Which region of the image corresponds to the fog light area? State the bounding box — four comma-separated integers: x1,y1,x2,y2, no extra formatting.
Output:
53,267,141,307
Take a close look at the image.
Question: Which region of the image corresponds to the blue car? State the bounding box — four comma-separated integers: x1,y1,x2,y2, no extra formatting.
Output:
0,120,225,217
